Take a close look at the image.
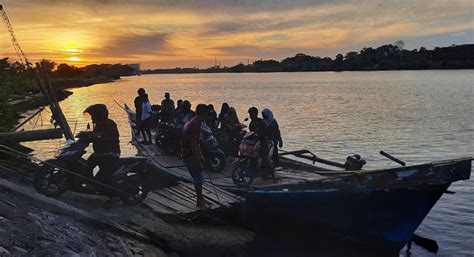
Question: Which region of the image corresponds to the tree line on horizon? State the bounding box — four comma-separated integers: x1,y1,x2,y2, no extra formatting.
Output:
143,42,474,74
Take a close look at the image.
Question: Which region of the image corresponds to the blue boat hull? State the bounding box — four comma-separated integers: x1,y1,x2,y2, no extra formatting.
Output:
242,184,449,250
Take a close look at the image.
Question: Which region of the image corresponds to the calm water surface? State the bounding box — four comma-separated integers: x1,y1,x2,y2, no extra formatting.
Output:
23,70,473,256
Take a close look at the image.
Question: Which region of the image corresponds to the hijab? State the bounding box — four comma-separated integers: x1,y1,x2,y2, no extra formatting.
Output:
262,108,274,127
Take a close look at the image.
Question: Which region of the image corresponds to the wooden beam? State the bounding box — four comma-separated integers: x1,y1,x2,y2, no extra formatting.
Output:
34,63,74,141
0,129,63,143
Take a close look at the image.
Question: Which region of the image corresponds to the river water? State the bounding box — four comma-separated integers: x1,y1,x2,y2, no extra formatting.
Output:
22,70,473,256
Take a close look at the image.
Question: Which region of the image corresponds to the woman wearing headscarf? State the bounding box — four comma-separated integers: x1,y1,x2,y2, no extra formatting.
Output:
206,104,218,130
262,108,283,166
222,107,240,129
216,103,229,129
220,107,244,155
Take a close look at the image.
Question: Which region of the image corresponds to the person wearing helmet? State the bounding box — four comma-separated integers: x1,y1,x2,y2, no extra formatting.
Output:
83,104,120,186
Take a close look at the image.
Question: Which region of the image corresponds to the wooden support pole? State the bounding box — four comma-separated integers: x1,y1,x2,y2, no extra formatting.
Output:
34,62,74,141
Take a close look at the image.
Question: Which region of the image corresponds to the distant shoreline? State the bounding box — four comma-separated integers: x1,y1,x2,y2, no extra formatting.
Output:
143,43,474,75
142,67,474,75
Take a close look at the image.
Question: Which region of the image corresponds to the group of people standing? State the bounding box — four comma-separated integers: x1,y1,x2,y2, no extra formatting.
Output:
133,88,283,208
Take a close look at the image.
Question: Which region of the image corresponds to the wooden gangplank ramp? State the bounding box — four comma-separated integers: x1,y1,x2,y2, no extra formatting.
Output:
144,182,244,215
132,136,245,216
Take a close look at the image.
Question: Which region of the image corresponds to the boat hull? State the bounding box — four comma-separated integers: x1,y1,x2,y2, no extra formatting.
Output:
241,184,449,251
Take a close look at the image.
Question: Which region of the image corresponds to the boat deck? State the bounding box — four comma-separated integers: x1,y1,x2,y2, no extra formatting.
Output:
124,105,349,216
133,136,331,190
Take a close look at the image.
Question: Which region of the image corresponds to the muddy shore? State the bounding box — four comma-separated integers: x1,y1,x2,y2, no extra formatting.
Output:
0,160,255,257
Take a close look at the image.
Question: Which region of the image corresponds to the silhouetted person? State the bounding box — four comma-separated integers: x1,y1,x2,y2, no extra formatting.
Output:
216,102,229,129
83,104,120,190
248,107,270,170
221,107,241,130
161,92,175,123
262,108,283,166
134,88,146,133
181,104,211,209
176,99,183,111
140,94,153,144
206,104,218,130
175,100,194,128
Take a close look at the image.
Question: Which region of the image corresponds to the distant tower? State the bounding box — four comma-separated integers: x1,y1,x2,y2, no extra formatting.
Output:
214,56,217,68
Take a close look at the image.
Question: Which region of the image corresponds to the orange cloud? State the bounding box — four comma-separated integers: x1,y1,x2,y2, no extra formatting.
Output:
0,0,472,68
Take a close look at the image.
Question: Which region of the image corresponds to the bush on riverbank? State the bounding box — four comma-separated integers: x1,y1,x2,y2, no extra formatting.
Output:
0,58,36,132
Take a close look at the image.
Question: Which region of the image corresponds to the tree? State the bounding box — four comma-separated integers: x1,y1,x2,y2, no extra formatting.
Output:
394,40,405,51
344,51,358,60
55,63,82,77
40,59,57,73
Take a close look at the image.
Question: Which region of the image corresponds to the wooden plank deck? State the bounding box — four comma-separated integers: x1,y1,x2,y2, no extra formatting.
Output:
142,181,244,215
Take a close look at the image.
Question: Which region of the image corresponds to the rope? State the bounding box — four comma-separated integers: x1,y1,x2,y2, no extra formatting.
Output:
206,172,221,203
13,107,45,131
31,109,42,130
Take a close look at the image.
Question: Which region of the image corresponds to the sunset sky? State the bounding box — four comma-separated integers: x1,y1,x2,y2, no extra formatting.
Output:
0,0,472,69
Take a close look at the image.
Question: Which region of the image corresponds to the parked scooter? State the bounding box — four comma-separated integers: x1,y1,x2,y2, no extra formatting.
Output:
33,131,150,205
231,131,275,187
201,124,226,172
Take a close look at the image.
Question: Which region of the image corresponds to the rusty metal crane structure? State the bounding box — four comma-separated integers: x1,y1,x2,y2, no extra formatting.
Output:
1,3,74,141
0,4,30,67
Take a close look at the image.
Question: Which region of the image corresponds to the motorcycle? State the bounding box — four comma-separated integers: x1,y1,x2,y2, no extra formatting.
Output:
155,122,182,155
231,131,275,187
33,131,150,205
201,124,226,173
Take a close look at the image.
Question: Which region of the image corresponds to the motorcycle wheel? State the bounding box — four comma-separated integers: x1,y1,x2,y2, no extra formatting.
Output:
33,165,69,197
208,155,226,173
119,182,149,205
231,162,254,187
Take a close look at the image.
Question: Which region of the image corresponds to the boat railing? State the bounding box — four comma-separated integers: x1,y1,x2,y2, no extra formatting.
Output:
279,149,347,169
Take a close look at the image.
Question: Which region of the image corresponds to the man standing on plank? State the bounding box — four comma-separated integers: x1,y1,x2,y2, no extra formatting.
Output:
181,104,210,208
134,88,146,135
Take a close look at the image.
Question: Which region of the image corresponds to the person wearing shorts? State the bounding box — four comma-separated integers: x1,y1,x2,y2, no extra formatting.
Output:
181,104,210,208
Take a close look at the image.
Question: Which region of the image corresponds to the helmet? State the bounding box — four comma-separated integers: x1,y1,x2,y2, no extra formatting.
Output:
84,104,109,123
